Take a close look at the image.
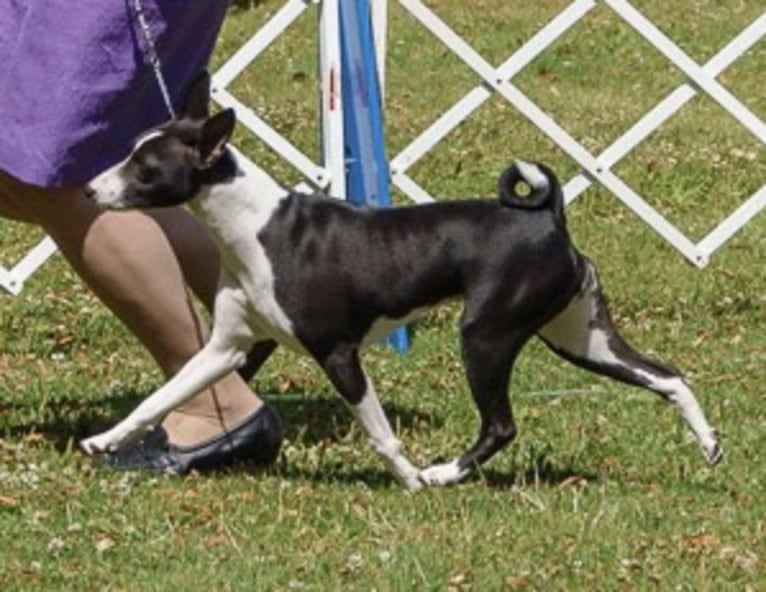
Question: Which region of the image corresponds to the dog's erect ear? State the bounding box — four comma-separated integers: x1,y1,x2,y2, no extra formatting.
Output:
198,109,236,168
182,71,211,120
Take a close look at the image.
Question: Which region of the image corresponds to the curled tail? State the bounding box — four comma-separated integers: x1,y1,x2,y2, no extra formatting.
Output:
498,159,562,215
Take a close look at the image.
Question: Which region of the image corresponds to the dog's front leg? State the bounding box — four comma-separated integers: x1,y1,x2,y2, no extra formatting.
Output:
320,345,423,491
81,276,255,455
80,338,251,454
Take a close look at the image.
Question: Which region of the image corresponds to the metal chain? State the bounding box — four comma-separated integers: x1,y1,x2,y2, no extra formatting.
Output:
133,0,176,119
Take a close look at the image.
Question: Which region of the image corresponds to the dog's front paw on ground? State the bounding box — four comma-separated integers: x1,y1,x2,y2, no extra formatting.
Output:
79,433,116,456
400,472,424,492
419,460,469,487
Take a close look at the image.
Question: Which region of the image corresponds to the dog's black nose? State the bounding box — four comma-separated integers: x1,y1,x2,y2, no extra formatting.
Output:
83,186,96,199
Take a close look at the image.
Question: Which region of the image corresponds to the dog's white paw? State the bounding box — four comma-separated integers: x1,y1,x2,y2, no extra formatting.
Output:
419,459,469,487
702,433,723,466
392,463,424,492
79,433,117,456
80,423,149,456
401,471,424,492
387,456,424,492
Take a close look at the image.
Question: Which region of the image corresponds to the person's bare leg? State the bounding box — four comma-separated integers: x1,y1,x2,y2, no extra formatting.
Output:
0,172,262,446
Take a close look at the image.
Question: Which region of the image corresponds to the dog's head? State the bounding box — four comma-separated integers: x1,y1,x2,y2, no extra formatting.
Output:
86,72,236,209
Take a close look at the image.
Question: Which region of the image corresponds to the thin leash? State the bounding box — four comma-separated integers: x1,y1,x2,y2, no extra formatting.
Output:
133,0,176,119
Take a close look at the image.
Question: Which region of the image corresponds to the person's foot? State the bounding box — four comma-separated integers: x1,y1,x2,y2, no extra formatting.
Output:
102,341,281,473
102,403,282,474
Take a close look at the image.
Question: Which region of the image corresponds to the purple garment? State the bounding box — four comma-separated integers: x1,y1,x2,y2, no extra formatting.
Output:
0,1,228,188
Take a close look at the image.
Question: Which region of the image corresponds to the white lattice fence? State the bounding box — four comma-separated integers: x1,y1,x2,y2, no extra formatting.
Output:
391,0,766,267
0,236,57,296
2,0,764,295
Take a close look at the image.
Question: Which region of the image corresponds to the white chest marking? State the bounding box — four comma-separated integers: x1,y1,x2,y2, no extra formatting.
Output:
189,151,303,348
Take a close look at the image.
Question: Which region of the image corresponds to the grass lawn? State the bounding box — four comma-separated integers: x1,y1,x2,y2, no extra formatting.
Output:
1,1,765,589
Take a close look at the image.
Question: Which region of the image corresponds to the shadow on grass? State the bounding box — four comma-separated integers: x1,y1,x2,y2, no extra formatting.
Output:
3,388,598,491
266,392,438,446
268,426,599,490
1,386,439,454
476,457,600,489
1,388,149,450
271,452,600,490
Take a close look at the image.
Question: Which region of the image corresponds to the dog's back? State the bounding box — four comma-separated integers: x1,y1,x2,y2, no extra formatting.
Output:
256,162,582,354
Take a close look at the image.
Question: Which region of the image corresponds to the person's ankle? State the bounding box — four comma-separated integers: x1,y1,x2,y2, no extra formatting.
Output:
161,397,264,447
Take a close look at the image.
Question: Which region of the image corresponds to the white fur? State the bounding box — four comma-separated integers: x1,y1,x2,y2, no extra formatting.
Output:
514,159,550,191
88,161,128,207
540,293,620,364
82,151,298,453
538,275,720,464
88,132,163,206
81,149,427,485
187,155,302,351
419,459,469,487
349,375,422,491
632,373,720,463
81,141,721,483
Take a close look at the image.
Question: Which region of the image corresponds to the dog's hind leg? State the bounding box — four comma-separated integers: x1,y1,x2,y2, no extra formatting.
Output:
319,345,423,491
420,324,525,487
238,339,278,383
537,260,722,465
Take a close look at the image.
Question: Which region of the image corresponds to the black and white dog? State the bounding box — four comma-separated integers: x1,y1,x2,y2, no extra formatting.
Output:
80,74,721,489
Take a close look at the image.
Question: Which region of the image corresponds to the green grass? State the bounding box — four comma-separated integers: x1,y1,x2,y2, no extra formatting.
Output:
2,1,765,589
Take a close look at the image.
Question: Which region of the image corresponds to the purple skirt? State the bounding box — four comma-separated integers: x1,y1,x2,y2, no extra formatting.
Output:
0,1,228,188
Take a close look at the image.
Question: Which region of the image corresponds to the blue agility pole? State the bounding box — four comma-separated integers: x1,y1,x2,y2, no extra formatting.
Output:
339,0,409,353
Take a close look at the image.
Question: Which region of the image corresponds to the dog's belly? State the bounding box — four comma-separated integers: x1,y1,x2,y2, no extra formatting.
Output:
252,304,437,357
245,308,308,354
361,303,442,349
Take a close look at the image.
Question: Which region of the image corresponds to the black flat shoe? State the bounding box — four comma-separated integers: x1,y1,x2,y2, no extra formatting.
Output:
102,403,282,475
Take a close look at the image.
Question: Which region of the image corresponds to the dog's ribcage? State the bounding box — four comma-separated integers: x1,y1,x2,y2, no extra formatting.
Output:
259,195,463,353
255,193,562,356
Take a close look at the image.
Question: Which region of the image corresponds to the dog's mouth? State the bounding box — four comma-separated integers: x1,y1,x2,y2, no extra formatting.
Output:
83,187,134,210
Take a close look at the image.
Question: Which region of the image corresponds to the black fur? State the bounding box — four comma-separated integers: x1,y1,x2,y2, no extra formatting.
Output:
259,176,577,355
85,72,721,483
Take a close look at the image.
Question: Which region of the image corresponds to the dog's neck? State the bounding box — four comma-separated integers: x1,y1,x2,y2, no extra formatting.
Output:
187,146,289,253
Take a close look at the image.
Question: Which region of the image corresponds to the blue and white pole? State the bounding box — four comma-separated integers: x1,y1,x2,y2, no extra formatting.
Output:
339,0,409,353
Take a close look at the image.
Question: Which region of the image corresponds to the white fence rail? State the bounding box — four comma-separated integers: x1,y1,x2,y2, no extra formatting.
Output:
391,0,765,267
2,0,764,294
0,236,57,296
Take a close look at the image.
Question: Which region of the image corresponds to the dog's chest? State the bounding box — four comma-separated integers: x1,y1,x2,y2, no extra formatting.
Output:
223,229,302,347
191,185,302,345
